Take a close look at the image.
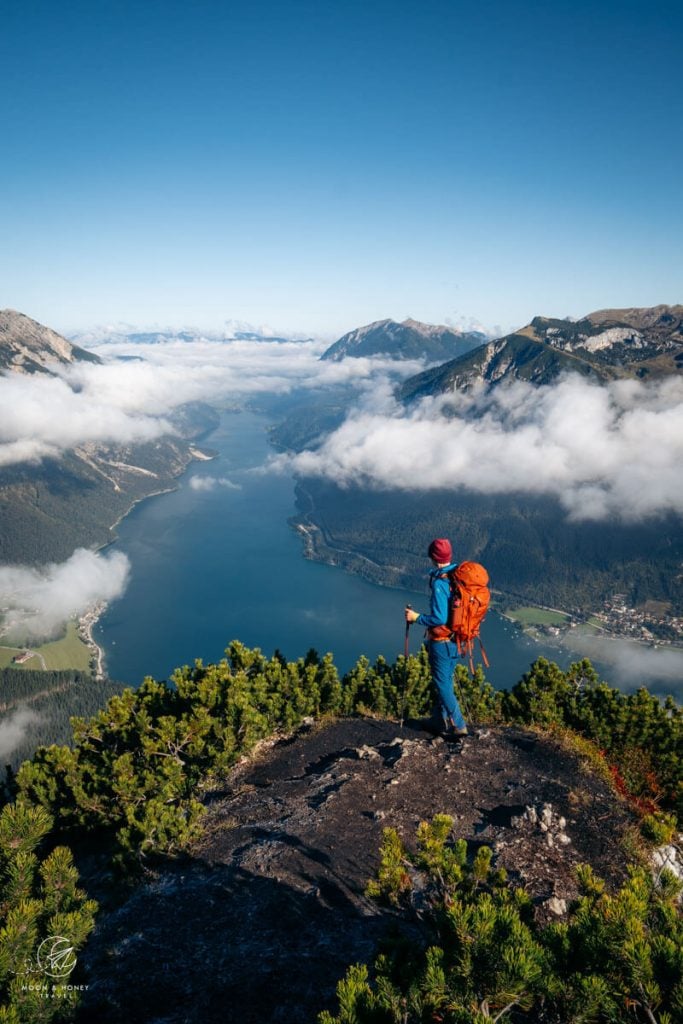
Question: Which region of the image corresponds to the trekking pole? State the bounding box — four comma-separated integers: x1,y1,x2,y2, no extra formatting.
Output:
399,605,411,728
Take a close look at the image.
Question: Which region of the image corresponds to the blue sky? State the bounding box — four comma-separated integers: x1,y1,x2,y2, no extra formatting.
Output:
1,0,681,337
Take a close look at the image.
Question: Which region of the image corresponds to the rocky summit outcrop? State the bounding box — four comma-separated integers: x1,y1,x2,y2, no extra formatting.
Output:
320,317,486,363
0,308,101,374
76,716,633,1024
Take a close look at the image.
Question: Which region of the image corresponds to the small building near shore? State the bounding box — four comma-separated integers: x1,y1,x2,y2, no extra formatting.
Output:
12,650,34,664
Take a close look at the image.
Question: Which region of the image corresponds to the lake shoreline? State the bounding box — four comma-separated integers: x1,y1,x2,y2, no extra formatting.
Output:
86,446,218,679
77,603,107,680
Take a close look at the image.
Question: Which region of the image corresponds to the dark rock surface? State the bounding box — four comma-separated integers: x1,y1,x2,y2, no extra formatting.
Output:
77,717,633,1023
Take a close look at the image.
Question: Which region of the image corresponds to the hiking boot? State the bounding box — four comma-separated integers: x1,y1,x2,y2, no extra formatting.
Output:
444,722,468,740
418,711,448,737
418,713,468,740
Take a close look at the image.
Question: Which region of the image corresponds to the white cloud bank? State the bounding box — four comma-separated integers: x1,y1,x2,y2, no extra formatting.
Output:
0,549,130,642
281,375,683,522
0,336,423,468
0,371,171,466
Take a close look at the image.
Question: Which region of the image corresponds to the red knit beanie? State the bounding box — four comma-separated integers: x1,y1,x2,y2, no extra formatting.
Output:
428,538,452,563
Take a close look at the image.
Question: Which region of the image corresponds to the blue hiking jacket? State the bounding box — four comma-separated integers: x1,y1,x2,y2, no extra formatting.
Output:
416,562,458,628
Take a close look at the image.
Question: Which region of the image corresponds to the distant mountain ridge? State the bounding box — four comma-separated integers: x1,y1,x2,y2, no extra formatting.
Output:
69,321,310,347
399,304,683,401
321,317,487,363
587,304,683,330
104,329,296,345
0,309,101,374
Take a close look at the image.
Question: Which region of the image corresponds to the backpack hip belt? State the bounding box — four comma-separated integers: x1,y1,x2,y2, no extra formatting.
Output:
427,625,453,641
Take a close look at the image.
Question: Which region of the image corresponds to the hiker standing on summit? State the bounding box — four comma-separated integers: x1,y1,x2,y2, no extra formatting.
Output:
405,538,468,738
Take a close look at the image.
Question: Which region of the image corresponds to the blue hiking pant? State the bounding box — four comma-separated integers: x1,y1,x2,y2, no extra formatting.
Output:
427,639,466,729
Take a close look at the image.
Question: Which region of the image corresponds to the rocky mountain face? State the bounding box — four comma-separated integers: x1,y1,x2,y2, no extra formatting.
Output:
321,317,486,363
0,309,101,374
399,304,683,401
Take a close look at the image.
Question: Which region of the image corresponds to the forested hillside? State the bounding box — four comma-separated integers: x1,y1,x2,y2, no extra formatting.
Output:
292,480,683,614
0,402,219,565
0,668,124,770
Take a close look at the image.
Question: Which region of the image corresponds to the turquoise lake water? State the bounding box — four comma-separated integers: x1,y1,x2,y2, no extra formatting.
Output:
95,409,571,688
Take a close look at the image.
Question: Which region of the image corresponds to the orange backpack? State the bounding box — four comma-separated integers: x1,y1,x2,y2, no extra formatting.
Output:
447,561,491,672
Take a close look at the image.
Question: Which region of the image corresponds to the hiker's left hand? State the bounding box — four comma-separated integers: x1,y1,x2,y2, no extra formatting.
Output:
405,608,419,623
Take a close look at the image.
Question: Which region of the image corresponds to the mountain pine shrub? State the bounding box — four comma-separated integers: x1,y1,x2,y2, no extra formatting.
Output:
504,658,682,818
322,816,683,1024
641,812,678,846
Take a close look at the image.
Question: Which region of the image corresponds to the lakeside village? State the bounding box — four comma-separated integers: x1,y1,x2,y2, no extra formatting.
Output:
6,601,106,679
515,594,683,648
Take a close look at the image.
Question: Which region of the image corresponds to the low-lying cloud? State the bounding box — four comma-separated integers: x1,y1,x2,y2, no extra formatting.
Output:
281,375,683,522
0,548,130,642
562,632,683,697
0,336,424,468
0,707,42,761
189,475,242,492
